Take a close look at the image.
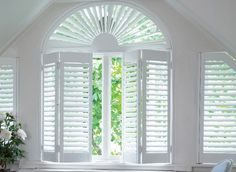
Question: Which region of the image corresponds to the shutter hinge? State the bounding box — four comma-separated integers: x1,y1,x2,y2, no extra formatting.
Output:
56,62,60,69
41,65,44,71
170,60,173,69
139,145,142,154
169,145,173,153
139,59,142,68
56,145,60,152
138,102,141,107
139,59,143,80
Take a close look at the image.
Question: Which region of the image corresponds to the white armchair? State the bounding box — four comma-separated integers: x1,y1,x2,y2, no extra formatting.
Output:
212,160,233,172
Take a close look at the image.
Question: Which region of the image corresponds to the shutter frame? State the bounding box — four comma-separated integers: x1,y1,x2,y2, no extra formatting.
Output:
200,52,236,163
42,53,59,162
122,50,141,163
60,52,92,162
141,50,171,163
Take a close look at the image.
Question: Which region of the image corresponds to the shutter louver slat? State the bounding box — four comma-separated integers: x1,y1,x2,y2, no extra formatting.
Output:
42,53,59,162
200,53,236,163
203,59,236,154
122,51,140,163
60,52,92,162
42,53,58,162
63,64,90,153
145,60,168,153
42,53,92,162
43,64,56,154
142,50,170,163
124,63,138,155
0,64,15,113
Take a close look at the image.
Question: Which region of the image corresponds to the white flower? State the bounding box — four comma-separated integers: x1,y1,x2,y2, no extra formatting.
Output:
0,113,6,121
0,129,12,140
17,129,27,140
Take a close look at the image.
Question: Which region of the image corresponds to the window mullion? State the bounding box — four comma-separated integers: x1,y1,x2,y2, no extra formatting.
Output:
59,57,65,162
56,59,61,162
102,55,111,159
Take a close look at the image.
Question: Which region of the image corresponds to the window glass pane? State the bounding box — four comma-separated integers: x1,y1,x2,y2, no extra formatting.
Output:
92,57,103,155
111,57,122,156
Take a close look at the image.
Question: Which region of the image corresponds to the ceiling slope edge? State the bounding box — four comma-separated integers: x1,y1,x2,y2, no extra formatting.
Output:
166,0,236,58
0,1,54,56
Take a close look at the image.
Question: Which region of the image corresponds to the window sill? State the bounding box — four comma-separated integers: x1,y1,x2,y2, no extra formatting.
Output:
19,161,192,172
193,163,236,170
193,163,218,168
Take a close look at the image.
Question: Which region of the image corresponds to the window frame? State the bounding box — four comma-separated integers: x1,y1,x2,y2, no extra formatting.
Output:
198,52,236,163
92,52,123,161
41,50,173,164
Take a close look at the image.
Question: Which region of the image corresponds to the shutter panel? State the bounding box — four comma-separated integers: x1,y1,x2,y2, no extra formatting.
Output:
142,50,170,163
122,50,141,163
60,52,92,162
200,52,236,162
42,53,59,162
0,58,16,113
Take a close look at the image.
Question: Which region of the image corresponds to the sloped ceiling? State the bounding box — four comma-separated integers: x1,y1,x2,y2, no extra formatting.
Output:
166,0,236,57
0,0,50,53
0,0,235,56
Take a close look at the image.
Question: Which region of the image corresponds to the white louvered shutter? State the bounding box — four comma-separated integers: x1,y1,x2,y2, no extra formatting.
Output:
122,50,141,163
60,52,92,162
42,53,59,162
0,58,16,113
200,52,236,163
142,50,170,163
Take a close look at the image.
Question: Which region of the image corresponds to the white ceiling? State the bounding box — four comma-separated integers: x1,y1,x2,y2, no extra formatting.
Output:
0,0,235,56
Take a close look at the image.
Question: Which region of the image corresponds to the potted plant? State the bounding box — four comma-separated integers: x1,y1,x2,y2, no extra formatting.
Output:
0,113,27,172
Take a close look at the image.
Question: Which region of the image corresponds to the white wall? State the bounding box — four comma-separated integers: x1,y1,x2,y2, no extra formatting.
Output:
0,0,50,53
2,0,224,171
177,0,236,58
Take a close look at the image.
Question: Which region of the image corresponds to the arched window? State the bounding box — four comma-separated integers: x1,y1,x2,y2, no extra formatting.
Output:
49,4,167,46
42,2,172,164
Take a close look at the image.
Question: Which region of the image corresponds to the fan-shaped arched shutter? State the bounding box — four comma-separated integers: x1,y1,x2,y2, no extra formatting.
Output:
49,4,167,47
